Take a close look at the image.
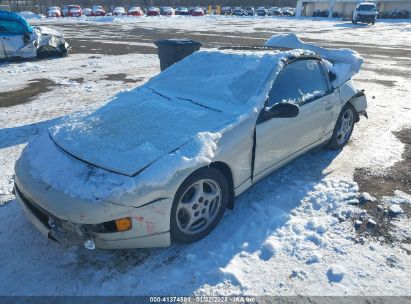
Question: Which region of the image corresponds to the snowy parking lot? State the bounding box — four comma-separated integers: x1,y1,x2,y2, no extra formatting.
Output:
0,16,410,296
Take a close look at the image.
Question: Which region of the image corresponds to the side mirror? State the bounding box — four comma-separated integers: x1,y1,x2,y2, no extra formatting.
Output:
23,33,31,44
268,102,299,118
328,71,337,82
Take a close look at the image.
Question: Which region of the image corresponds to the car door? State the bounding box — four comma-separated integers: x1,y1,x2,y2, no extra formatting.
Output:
253,58,333,180
0,18,36,59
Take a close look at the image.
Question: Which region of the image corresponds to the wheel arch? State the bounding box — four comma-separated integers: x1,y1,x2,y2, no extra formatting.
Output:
209,161,235,210
346,100,360,123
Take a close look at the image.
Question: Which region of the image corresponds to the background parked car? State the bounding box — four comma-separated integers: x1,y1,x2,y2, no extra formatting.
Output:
175,7,190,15
160,7,174,16
46,7,61,17
256,7,268,16
112,7,126,16
282,7,295,16
269,7,282,16
147,7,160,16
221,7,232,15
90,5,105,16
62,5,82,17
82,8,92,16
0,11,70,60
352,2,377,24
244,7,254,16
191,7,204,16
233,7,245,16
128,7,143,16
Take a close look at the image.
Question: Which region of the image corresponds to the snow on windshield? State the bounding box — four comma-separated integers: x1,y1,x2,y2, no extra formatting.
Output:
146,50,291,114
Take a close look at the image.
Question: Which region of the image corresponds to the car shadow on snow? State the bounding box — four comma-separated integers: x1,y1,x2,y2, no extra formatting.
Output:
0,117,63,149
0,110,91,149
333,22,370,28
62,146,343,294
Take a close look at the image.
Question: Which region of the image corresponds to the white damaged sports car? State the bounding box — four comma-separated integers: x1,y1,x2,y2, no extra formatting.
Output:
14,34,367,249
0,11,69,60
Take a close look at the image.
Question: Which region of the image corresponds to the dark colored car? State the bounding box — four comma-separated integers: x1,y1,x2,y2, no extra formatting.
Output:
147,7,160,16
221,7,232,15
256,7,268,16
244,7,254,16
233,8,245,16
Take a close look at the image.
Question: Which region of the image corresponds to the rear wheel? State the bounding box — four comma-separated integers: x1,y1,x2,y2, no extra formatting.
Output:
170,167,229,243
328,103,356,150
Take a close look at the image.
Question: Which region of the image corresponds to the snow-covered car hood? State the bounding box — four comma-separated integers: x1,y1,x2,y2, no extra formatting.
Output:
49,87,235,176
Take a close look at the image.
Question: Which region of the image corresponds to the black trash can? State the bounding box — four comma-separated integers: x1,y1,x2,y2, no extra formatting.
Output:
154,39,202,71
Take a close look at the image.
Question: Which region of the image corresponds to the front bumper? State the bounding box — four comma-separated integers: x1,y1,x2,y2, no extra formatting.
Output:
357,14,376,22
15,183,172,249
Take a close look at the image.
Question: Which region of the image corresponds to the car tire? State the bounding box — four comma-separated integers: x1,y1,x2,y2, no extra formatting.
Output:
328,103,356,150
170,167,229,244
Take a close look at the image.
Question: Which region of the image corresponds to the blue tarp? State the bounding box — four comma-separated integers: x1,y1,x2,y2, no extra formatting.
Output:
0,10,33,35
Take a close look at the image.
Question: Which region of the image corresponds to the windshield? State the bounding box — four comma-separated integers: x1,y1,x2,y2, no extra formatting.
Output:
358,4,376,11
145,51,280,113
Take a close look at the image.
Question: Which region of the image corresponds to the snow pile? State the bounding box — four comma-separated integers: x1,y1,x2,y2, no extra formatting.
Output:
327,264,346,282
264,34,363,87
257,179,360,263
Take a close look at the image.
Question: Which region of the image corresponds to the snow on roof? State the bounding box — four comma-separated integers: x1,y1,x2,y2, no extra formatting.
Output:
265,34,363,87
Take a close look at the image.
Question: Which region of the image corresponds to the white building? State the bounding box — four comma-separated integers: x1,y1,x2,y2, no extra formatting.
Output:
296,0,411,18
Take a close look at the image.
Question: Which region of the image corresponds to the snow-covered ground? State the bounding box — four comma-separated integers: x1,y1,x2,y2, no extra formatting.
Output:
0,17,410,296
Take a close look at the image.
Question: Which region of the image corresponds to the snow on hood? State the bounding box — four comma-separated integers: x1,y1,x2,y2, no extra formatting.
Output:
265,34,363,87
49,87,235,176
49,49,313,177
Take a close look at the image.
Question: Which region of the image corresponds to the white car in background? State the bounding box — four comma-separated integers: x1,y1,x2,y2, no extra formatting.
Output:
82,8,92,16
0,11,69,60
14,34,367,250
112,7,126,16
128,7,144,16
352,2,378,24
90,5,106,16
46,7,61,17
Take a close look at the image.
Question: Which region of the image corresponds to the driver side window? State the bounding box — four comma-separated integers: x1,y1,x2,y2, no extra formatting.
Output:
267,59,329,107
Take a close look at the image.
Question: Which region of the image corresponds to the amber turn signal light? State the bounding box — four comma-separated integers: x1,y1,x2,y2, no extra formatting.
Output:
115,217,132,232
